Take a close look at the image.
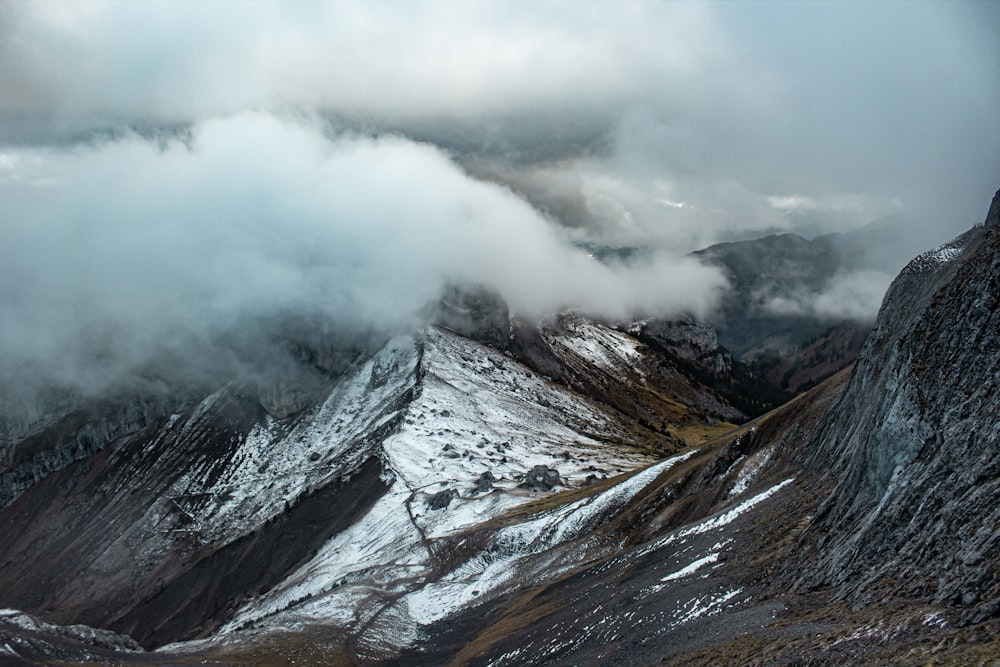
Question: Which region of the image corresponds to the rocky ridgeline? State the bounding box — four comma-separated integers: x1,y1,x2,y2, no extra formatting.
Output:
793,195,1000,620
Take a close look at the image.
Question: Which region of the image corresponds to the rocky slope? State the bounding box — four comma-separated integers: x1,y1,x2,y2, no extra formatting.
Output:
384,193,1000,666
0,307,750,664
793,209,1000,617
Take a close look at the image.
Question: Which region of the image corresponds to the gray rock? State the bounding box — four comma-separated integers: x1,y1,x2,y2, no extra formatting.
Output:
474,470,496,493
428,488,458,510
433,284,511,349
791,193,1000,619
986,188,1000,228
522,465,561,492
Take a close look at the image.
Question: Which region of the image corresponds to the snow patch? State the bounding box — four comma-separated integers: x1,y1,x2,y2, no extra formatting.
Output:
640,478,795,556
222,326,662,640
675,588,744,624
728,445,774,497
660,552,720,582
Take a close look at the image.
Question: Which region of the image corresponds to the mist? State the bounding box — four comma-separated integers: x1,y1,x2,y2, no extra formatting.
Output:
0,113,724,397
2,0,999,397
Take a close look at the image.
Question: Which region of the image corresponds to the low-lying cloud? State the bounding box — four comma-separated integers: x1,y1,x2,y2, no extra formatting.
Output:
2,0,999,402
760,270,896,322
0,112,726,397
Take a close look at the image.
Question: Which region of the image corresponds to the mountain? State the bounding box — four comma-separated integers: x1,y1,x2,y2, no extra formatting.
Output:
689,215,933,395
390,189,1000,665
0,295,759,663
1,189,998,665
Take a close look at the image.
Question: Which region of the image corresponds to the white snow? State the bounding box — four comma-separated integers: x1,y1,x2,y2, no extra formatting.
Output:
150,335,423,553
908,240,965,273
675,588,744,624
728,445,774,497
660,552,720,582
391,449,698,629
926,245,963,264
635,477,795,559
546,315,643,374
923,612,947,628
221,325,663,641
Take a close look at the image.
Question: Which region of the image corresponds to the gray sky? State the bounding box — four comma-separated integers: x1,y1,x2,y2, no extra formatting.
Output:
1,0,998,396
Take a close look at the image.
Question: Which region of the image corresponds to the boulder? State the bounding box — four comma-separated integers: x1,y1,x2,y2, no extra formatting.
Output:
522,465,561,492
474,470,496,493
428,488,458,510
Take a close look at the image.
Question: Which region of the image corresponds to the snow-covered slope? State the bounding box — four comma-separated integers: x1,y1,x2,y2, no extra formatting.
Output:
0,320,668,655
209,326,659,650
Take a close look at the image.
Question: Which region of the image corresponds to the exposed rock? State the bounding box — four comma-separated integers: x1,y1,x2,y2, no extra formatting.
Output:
434,284,510,349
0,396,182,509
790,201,1000,618
428,488,458,510
638,316,722,363
522,465,561,492
474,470,495,493
0,608,143,658
986,187,1000,229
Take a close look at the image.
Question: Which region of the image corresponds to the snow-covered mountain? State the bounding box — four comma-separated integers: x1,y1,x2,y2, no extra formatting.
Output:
0,302,750,663
1,190,999,666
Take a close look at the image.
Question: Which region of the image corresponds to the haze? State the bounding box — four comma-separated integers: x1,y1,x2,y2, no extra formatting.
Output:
1,0,998,398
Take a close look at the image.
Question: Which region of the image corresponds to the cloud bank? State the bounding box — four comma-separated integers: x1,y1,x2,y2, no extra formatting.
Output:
2,1,997,248
0,113,725,396
2,0,999,398
760,270,897,322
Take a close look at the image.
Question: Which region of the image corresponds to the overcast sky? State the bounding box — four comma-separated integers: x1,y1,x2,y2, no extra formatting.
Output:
1,0,998,396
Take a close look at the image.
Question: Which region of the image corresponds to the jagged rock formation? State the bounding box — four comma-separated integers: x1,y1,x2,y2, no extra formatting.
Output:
521,464,561,491
987,187,1000,229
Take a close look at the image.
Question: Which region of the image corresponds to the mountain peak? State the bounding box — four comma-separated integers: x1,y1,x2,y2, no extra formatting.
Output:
986,188,1000,229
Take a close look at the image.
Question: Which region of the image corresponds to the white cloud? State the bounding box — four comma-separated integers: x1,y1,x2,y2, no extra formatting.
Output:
761,270,894,321
0,112,726,395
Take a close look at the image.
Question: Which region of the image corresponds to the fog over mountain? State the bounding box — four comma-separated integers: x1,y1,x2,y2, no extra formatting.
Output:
1,0,998,395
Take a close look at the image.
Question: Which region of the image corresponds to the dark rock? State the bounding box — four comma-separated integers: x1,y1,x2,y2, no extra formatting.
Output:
433,285,511,349
986,188,1000,229
428,488,458,510
474,471,495,493
789,196,1000,614
522,465,561,492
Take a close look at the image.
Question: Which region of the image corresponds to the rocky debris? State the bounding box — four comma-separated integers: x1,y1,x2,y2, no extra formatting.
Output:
636,316,725,367
428,488,458,510
521,465,561,492
0,396,181,509
473,470,495,493
0,608,142,653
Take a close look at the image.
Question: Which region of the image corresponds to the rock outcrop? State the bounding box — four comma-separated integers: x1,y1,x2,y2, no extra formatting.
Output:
522,464,561,491
794,201,1000,620
433,284,511,349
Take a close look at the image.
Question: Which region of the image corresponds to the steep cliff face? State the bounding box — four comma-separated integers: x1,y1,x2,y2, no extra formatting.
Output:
796,215,1000,617
0,395,183,509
